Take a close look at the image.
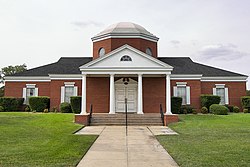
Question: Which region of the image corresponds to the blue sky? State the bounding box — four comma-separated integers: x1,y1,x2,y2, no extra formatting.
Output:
0,0,250,88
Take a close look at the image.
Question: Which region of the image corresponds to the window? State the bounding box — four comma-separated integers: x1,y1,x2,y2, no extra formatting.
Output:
120,55,132,61
98,47,105,57
23,84,38,104
213,84,229,105
61,82,78,103
173,82,190,105
146,47,153,56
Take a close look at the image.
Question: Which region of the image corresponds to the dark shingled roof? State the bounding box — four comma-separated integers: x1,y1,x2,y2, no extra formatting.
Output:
11,57,247,77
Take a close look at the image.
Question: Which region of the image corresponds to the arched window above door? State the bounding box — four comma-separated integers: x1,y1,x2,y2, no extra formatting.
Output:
120,55,132,61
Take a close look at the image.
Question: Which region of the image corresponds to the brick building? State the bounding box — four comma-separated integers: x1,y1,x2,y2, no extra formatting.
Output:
4,22,247,125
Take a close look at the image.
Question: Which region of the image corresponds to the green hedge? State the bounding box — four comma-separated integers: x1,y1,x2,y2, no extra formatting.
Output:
225,105,234,112
233,106,240,113
70,96,81,114
241,96,250,112
171,97,182,114
180,105,194,114
201,95,221,112
60,102,72,113
29,96,50,112
0,97,24,111
210,104,229,115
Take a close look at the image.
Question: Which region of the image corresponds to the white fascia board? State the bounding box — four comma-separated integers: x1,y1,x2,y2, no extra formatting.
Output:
79,44,173,69
49,74,82,80
91,34,159,43
170,74,203,80
201,76,248,82
4,76,51,82
81,70,172,75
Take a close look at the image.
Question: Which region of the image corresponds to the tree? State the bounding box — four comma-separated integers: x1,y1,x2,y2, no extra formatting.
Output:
0,64,27,84
0,86,4,97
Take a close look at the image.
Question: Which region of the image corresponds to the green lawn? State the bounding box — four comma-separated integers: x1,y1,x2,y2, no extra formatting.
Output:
0,112,97,167
157,114,250,167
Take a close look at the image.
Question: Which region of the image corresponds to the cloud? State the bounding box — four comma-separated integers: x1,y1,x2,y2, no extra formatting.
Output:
71,20,104,28
194,44,248,61
170,40,180,48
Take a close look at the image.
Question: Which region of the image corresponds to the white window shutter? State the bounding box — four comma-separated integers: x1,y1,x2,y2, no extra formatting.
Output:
23,88,27,104
61,86,65,103
74,86,78,96
225,88,229,105
186,86,191,105
35,88,39,96
213,88,216,95
173,86,177,96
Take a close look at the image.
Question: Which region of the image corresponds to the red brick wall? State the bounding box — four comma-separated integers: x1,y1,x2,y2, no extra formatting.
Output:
50,80,82,110
171,80,202,110
86,77,110,113
143,77,166,113
5,82,50,97
201,82,246,108
93,38,157,59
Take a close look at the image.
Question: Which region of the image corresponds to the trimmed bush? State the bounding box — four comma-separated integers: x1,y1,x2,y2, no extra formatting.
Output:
192,109,197,114
201,95,221,112
201,106,208,114
180,105,194,114
171,97,182,114
210,104,229,115
241,96,250,112
233,106,240,113
29,96,50,112
0,97,24,111
60,102,72,113
225,105,234,112
24,105,30,112
0,106,4,112
70,96,82,114
243,109,250,113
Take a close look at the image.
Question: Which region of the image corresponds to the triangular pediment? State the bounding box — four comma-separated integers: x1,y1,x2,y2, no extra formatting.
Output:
80,45,173,70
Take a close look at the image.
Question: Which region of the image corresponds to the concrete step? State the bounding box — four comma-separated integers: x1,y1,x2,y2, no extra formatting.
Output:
90,113,163,126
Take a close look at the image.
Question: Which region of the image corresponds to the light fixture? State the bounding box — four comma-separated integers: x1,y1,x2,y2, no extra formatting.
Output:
123,77,129,85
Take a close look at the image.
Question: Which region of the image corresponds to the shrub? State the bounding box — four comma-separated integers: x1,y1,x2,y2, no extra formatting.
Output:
243,109,250,113
192,109,197,114
171,97,182,114
51,107,58,113
43,109,49,113
0,106,4,112
70,96,82,114
180,105,194,114
201,95,220,112
201,106,208,114
60,102,72,113
225,105,234,112
241,96,250,113
210,104,229,115
0,97,24,111
29,96,50,112
24,105,30,112
233,106,240,113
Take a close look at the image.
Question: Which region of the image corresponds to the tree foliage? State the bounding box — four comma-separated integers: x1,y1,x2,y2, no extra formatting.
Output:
1,64,27,84
0,86,4,97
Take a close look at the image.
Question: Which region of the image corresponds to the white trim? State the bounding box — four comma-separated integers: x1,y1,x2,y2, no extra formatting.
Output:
166,74,172,114
225,88,229,105
60,86,65,103
35,88,38,96
170,74,202,80
26,84,36,88
137,74,143,114
82,71,172,75
64,82,75,86
173,86,177,97
176,82,187,86
23,88,27,104
81,74,87,114
186,86,191,105
49,74,82,80
74,86,78,96
213,88,216,95
201,76,247,82
109,74,115,114
4,76,50,82
215,84,225,88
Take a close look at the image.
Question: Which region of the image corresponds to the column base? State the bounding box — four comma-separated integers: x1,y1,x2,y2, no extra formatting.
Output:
164,114,179,126
74,114,90,125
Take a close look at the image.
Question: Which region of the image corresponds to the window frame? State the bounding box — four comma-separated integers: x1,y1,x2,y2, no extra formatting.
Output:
23,84,38,104
61,82,78,103
173,82,191,105
120,55,132,61
213,84,229,105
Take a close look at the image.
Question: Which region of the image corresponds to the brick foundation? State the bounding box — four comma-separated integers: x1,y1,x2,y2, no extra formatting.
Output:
164,114,179,125
74,114,90,125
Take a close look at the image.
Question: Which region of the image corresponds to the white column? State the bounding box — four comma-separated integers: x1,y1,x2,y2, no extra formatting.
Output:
109,74,115,114
137,74,143,114
166,74,172,114
80,74,87,114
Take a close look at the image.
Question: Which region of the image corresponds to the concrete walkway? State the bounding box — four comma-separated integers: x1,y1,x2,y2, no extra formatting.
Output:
76,126,179,167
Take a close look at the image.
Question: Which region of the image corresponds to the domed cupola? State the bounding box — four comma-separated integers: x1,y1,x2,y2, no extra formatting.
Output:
91,22,159,59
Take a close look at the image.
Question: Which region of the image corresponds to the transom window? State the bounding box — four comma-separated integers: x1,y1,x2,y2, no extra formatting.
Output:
120,55,132,61
98,47,105,57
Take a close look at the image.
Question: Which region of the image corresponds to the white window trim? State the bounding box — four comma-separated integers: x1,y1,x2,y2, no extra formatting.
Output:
23,84,38,104
213,84,229,105
173,82,191,105
61,82,78,103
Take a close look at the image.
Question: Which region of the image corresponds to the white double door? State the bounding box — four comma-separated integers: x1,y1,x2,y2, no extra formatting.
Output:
115,84,137,113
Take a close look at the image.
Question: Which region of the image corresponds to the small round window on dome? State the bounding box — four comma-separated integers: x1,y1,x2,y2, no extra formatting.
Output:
120,55,132,61
146,47,153,56
98,47,105,56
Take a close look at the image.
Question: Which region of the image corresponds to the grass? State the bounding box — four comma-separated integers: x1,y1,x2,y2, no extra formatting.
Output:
0,112,97,167
157,114,250,167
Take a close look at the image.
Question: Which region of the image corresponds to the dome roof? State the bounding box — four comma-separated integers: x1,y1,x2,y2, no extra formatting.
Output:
92,22,159,42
